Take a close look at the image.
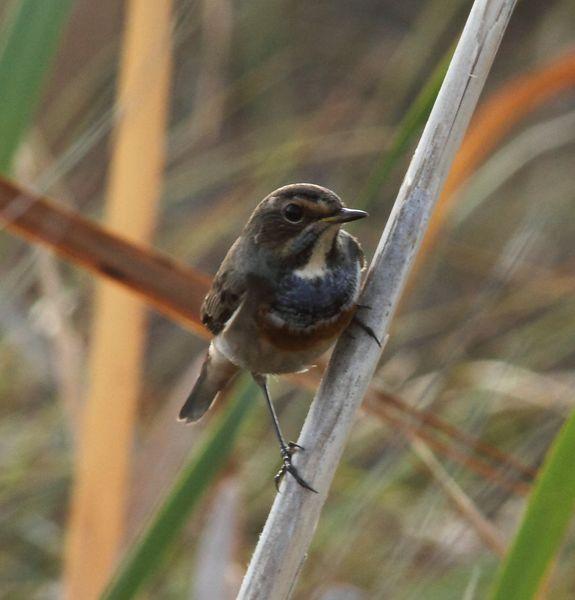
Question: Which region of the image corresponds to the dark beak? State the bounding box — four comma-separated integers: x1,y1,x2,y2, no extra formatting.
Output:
322,207,368,224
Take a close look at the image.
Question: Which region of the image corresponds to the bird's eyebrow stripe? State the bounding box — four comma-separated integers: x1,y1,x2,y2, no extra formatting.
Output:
292,197,336,215
267,192,339,216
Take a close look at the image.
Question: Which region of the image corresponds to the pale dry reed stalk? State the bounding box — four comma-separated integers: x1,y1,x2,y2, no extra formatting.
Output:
238,0,518,597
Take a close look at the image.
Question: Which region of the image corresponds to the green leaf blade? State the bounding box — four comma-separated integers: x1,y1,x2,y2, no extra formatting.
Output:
491,410,575,599
102,378,255,600
0,0,74,173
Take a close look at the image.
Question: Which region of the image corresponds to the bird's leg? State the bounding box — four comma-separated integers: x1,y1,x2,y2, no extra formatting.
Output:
252,373,317,493
352,305,382,347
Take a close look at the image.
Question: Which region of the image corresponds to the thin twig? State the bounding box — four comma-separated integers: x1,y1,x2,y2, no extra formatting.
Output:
16,132,85,438
295,368,534,493
365,392,531,497
369,391,536,482
238,1,518,598
410,436,508,556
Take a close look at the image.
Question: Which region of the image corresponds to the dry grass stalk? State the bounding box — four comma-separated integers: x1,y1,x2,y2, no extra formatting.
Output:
192,477,241,600
418,47,575,262
237,1,518,598
296,368,534,494
15,134,85,436
364,392,532,497
410,436,507,556
64,2,172,598
0,177,210,334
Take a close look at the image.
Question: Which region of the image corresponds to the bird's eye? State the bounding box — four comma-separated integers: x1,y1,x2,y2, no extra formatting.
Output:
283,203,304,223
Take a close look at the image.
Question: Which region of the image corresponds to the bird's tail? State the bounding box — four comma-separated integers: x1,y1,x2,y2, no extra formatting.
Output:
178,343,239,422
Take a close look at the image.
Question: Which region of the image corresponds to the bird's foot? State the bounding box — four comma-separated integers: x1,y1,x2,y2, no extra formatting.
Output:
274,442,317,493
287,441,304,453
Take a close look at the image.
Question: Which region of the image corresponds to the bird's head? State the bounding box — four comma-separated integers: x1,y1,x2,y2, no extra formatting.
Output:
246,183,367,267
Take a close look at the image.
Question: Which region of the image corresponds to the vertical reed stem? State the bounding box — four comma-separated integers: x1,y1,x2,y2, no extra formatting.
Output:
238,1,517,597
64,3,171,597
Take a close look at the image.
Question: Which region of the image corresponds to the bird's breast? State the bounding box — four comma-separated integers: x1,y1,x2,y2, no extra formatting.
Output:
256,263,360,351
274,264,360,325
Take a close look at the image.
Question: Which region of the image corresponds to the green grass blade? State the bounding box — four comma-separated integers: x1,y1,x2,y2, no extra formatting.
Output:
491,409,575,599
102,378,255,600
358,47,452,210
0,0,74,173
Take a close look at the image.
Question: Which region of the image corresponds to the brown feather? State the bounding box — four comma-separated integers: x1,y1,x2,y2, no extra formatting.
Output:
200,239,247,335
256,305,356,352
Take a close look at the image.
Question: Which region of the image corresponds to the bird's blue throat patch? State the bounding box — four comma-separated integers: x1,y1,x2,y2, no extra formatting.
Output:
272,265,358,329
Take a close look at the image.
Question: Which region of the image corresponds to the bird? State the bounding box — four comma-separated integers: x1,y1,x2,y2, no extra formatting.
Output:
178,183,375,492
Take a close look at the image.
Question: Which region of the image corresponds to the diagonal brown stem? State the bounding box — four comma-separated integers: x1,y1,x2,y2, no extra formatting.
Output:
0,177,210,334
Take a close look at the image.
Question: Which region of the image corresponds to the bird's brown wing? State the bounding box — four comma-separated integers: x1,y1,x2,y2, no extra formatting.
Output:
201,239,247,335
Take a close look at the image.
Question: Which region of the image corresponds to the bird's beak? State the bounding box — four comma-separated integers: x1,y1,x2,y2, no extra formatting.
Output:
322,207,368,224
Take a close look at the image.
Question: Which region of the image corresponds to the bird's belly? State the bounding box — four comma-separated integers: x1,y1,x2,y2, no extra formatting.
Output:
215,318,336,374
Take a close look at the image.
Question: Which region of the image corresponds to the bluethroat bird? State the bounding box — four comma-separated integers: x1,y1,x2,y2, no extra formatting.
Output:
178,183,376,492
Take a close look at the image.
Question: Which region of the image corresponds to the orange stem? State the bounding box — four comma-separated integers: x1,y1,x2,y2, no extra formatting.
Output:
419,47,575,262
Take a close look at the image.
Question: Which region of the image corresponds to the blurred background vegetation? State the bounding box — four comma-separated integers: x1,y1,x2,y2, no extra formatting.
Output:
0,0,574,598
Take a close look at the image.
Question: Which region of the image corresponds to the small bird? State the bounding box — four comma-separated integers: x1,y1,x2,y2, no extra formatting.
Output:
179,183,374,492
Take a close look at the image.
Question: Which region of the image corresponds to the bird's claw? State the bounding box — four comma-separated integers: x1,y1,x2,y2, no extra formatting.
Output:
287,441,304,453
352,316,382,347
274,444,317,493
